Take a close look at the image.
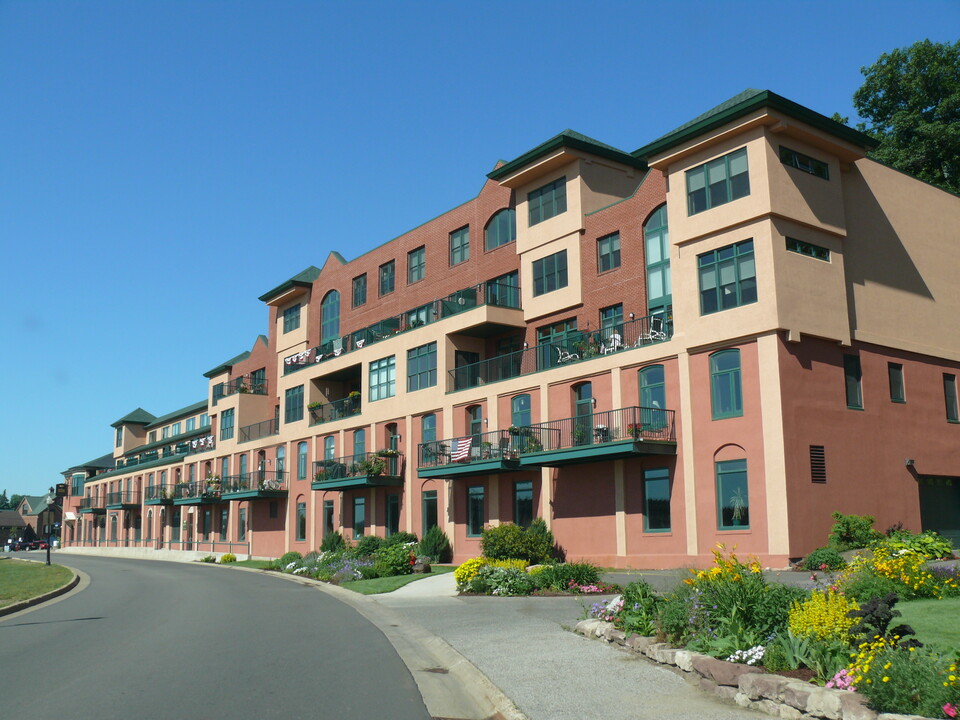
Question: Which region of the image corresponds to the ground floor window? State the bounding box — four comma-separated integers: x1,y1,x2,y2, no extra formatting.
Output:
513,481,533,528
386,494,400,537
422,490,438,538
643,468,671,532
353,497,366,537
219,508,229,542
296,502,307,541
467,486,485,537
716,459,749,529
323,500,334,537
238,508,247,542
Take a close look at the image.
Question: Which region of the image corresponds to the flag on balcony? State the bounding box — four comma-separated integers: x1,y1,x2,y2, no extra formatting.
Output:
451,437,473,463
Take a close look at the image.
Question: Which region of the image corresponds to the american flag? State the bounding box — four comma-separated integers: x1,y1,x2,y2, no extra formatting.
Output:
451,437,473,462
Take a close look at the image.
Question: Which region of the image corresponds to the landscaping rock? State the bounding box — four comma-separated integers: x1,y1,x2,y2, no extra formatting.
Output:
625,634,654,653
735,692,753,708
674,649,695,672
740,672,791,701
642,642,671,660
838,691,877,720
606,629,626,645
412,562,431,573
778,706,803,720
756,699,781,716
876,715,927,720
716,685,738,702
699,677,718,694
649,645,678,665
594,621,613,638
781,682,814,712
690,654,763,686
575,619,600,637
805,687,843,720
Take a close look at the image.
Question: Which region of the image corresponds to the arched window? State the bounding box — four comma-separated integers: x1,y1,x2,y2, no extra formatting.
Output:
485,208,516,251
220,457,229,479
297,442,308,480
276,446,285,475
239,453,248,478
386,423,399,451
324,436,335,461
421,414,436,445
321,290,341,344
572,383,593,446
710,349,742,419
644,204,671,315
511,394,531,428
353,429,366,461
110,515,118,542
639,365,666,409
467,405,483,444
147,510,153,541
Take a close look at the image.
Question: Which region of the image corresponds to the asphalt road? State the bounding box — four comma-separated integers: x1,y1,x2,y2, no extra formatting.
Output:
1,554,430,720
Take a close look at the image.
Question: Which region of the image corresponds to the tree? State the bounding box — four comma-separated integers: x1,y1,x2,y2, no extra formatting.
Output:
0,489,8,509
9,494,24,511
852,39,960,194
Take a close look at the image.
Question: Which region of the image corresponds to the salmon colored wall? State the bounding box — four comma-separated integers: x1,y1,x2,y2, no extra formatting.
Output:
551,465,618,561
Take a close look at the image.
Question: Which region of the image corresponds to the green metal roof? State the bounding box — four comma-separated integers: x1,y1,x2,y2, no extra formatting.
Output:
257,265,321,303
62,452,116,475
203,350,251,379
633,89,878,161
83,450,193,483
488,129,647,182
111,408,157,428
144,399,209,429
125,424,212,456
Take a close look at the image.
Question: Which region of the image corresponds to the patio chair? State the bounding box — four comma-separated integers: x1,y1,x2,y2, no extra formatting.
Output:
556,346,579,364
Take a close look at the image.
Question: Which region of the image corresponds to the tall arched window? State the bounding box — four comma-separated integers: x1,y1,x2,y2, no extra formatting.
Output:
110,515,118,542
386,423,399,451
297,442,308,480
276,446,285,475
573,383,593,446
353,429,366,461
147,510,153,541
484,208,516,251
239,453,248,478
467,405,483,443
321,290,341,344
644,204,670,315
710,349,743,419
421,414,436,445
220,457,229,479
639,365,666,409
324,436,335,461
511,394,531,427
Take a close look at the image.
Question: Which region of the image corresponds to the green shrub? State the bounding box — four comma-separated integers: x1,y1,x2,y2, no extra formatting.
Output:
420,525,451,563
481,524,527,560
842,569,902,603
619,580,662,636
656,583,698,644
199,555,216,563
220,553,237,564
879,529,954,560
802,546,846,571
762,638,796,673
384,531,418,546
532,562,600,591
279,551,303,568
850,641,959,717
828,511,881,551
353,535,385,557
373,542,414,577
525,518,555,563
320,531,345,553
466,565,533,595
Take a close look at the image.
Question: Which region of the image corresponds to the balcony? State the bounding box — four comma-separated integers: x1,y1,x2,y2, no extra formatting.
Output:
239,418,279,443
308,394,362,426
448,312,672,392
172,480,224,505
78,496,106,513
213,376,268,402
418,429,522,478
311,452,404,491
221,471,288,500
284,280,522,375
105,491,141,509
144,485,174,504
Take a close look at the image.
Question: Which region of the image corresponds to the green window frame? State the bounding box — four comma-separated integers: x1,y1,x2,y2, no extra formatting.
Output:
115,426,122,448
422,490,438,538
323,499,334,537
296,502,306,541
186,417,196,432
386,494,400,537
513,480,533,529
200,413,209,427
285,385,304,423
779,145,829,180
600,304,623,332
408,245,426,283
486,270,520,308
716,459,749,529
467,485,485,537
172,421,181,436
888,363,905,403
238,508,247,542
597,232,621,272
352,274,367,308
511,394,531,427
532,250,568,297
353,429,366,461
686,147,750,215
643,468,671,532
220,408,235,440
379,261,395,296
369,356,396,401
710,349,743,419
407,342,437,392
644,204,671,313
282,304,301,333
485,208,516,250
353,497,365,537
297,441,308,480
844,354,863,410
698,239,756,315
945,374,959,423
321,290,340,344
162,426,170,439
219,507,229,542
639,364,666,410
786,237,830,261
449,226,470,266
528,176,566,226
324,436,335,461
421,414,436,445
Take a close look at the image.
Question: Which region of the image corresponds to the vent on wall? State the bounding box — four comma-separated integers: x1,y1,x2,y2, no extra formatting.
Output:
810,445,827,483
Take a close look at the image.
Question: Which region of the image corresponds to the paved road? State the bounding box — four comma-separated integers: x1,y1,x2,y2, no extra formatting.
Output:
1,555,430,720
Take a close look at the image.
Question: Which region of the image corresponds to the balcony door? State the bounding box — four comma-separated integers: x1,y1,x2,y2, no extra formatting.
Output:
573,382,593,447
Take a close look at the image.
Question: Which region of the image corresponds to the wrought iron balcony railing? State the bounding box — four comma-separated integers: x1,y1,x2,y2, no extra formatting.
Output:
309,395,362,426
239,418,279,443
221,471,288,495
312,451,404,485
213,376,269,401
106,491,141,506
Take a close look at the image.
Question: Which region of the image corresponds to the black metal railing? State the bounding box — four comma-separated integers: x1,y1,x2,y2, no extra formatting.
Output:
172,480,224,501
418,429,518,468
106,491,141,505
308,395,362,425
213,376,269,401
221,471,288,494
447,312,672,392
144,485,174,502
312,452,404,485
239,418,279,443
79,496,105,510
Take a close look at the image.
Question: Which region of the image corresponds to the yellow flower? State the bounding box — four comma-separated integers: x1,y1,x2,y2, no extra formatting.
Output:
882,677,889,683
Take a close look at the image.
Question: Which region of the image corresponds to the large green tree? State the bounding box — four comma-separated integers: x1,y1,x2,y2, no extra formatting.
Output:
852,39,960,194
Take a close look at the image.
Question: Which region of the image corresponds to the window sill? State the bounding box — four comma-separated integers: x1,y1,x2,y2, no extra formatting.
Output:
717,527,751,534
846,406,864,411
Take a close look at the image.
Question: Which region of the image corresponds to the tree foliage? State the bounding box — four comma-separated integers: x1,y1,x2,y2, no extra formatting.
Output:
852,39,960,194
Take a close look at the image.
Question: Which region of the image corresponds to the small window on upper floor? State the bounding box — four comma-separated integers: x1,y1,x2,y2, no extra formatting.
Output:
148,430,157,444
283,304,301,333
698,240,756,315
115,426,123,448
321,290,340,344
686,148,749,215
532,250,568,297
485,208,516,251
353,274,367,308
597,232,621,272
787,237,830,261
186,418,196,432
528,177,566,226
379,261,395,296
450,227,470,266
780,146,829,180
408,246,426,283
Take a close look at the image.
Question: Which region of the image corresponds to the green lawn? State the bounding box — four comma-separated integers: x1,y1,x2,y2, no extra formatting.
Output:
0,559,74,608
232,559,275,569
342,565,456,595
897,596,960,656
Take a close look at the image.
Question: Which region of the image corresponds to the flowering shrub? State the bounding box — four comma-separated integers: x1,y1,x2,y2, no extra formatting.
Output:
880,529,954,560
727,645,765,665
219,553,237,563
454,557,489,588
839,546,958,600
373,542,416,577
466,565,533,596
802,546,846,571
568,581,619,594
788,590,860,641
826,668,855,690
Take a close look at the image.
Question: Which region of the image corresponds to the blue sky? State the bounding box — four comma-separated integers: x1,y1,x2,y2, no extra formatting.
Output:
1,0,957,499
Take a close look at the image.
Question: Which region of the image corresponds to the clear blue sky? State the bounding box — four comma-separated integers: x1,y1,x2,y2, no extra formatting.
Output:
1,0,956,498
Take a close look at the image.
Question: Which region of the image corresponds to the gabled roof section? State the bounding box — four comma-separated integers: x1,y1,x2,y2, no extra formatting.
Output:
19,495,53,515
62,452,115,475
633,89,878,160
488,129,647,182
0,509,26,528
111,408,156,428
203,349,251,379
257,265,321,303
145,399,208,429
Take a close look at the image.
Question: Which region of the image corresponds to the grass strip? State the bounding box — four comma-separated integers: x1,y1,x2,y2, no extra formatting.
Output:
0,559,73,608
342,565,456,595
897,596,960,656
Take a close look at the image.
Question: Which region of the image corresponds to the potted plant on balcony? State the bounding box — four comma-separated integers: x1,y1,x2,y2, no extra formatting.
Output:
308,401,323,422
480,441,493,459
375,449,399,457
507,425,522,435
627,422,643,439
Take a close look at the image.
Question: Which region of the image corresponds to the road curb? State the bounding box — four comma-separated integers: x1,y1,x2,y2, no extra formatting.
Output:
0,560,81,618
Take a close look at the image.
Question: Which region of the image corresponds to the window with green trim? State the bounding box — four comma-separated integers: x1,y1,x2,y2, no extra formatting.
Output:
379,261,395,296
485,208,516,250
844,355,863,410
238,507,247,542
297,441,308,480
353,429,366,462
888,363,905,403
219,507,229,541
787,237,830,261
710,349,743,419
186,418,196,432
467,485,485,536
323,499,334,537
386,494,400,537
369,356,396,401
780,146,829,180
450,227,470,266
408,246,426,283
514,480,533,529
200,413,210,427
422,490,438,537
644,204,671,313
532,250,568,297
220,409,235,440
687,147,749,215
172,422,181,436
407,342,437,391
115,426,122,447
698,240,756,315
421,413,436,445
296,502,306,541
716,459,749,529
528,177,566,226
511,394,531,428
285,385,304,423
639,365,666,410
353,496,365,537
352,274,367,308
597,232,621,272
486,271,520,308
600,304,623,332
321,290,340,344
945,374,958,422
283,304,301,333
162,426,170,439
643,467,671,532
324,436,335,461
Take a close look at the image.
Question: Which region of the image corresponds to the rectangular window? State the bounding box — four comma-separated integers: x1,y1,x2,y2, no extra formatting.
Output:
186,418,196,432
269,501,278,519
200,413,210,427
780,145,829,180
220,409,235,440
449,226,470,266
888,363,905,403
172,422,181,436
220,507,229,542
323,500,335,537
296,502,306,541
422,490,438,537
148,430,157,443
513,481,533,529
115,427,122,447
162,426,170,439
486,271,520,309
408,245,426,283
528,176,567,226
283,304,301,333
810,445,826,483
716,459,749,529
600,304,623,331
844,354,863,410
353,497,366,537
698,239,756,315
597,232,621,272
379,261,395,296
285,385,304,423
386,494,400,537
352,274,367,308
786,237,830,261
643,468,671,532
238,508,247,542
945,374,959,422
686,147,750,215
711,350,743,419
369,356,396,401
532,250,568,297
407,342,437,392
467,486,485,537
